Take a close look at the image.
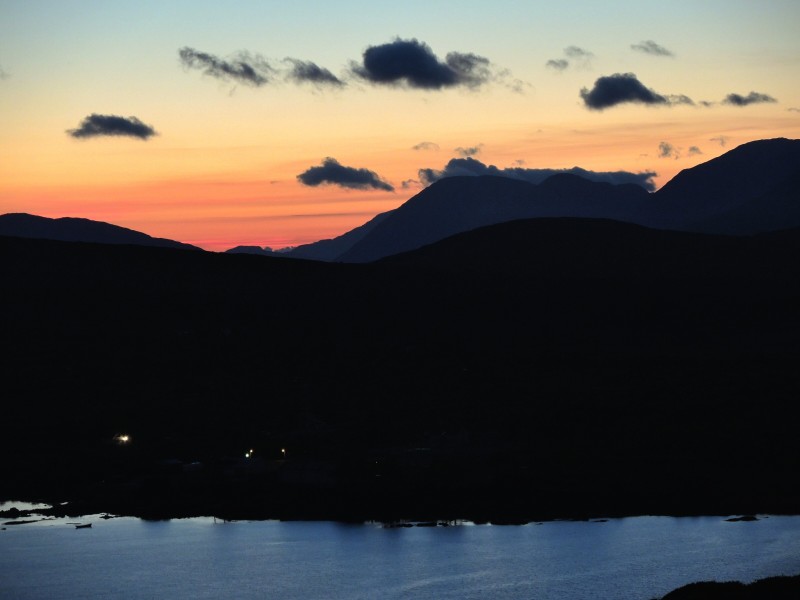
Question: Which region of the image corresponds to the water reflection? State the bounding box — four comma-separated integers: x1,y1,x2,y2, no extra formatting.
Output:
0,515,798,600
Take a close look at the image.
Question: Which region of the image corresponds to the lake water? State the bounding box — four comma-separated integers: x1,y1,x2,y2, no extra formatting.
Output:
2,512,799,599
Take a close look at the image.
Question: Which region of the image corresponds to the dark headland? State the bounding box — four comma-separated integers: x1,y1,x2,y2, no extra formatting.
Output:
1,139,799,524
654,574,800,599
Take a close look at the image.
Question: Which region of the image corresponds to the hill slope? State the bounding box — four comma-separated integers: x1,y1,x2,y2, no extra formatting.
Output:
2,224,799,520
0,213,202,250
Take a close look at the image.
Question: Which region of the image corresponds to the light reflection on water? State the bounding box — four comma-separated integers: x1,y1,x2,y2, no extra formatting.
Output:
1,515,799,599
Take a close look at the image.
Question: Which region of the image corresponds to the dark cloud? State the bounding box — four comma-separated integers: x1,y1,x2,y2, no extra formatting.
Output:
687,146,703,156
709,136,728,146
179,47,272,86
67,114,157,140
722,91,777,106
419,156,657,191
787,107,800,113
564,46,593,59
284,58,344,87
658,142,678,159
351,38,494,90
297,157,394,192
455,144,483,157
412,141,440,151
546,59,569,71
631,40,674,57
580,73,692,110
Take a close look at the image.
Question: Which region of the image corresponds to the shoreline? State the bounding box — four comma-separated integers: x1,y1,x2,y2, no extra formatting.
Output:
2,497,793,526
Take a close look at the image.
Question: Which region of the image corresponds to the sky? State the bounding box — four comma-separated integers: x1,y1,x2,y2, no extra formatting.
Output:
1,0,799,251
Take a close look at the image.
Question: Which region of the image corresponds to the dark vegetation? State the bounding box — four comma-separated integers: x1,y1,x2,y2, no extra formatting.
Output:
1,217,799,521
655,574,800,599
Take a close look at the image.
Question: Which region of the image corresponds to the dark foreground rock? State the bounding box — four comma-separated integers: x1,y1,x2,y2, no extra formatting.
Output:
656,574,800,599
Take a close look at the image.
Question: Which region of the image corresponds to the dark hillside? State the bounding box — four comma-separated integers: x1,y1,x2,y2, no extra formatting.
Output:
2,225,799,520
0,213,201,250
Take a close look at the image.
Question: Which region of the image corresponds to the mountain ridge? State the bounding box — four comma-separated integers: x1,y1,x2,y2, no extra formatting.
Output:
288,137,800,262
0,213,202,251
2,138,797,261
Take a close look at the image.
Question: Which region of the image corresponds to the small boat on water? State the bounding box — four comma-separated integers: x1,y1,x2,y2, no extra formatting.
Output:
75,523,92,529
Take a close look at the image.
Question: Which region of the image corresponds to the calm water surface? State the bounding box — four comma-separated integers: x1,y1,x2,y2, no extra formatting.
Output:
2,513,799,599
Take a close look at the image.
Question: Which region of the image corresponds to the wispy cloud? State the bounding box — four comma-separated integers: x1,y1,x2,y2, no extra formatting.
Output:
67,114,158,140
179,47,272,87
297,157,394,192
787,107,800,113
412,141,440,151
351,38,498,90
630,40,674,57
658,141,677,159
180,46,347,91
0,65,9,80
454,144,483,157
283,58,345,87
658,142,702,159
564,46,594,61
709,136,729,146
419,156,657,191
722,91,777,106
545,59,569,72
581,73,692,110
547,46,594,72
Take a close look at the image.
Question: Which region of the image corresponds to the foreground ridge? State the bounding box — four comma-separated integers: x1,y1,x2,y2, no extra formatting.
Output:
655,573,800,599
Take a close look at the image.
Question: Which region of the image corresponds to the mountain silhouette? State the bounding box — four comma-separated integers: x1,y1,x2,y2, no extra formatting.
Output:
225,245,280,256
287,210,393,261
380,217,800,280
287,138,800,262
0,213,202,251
651,137,800,232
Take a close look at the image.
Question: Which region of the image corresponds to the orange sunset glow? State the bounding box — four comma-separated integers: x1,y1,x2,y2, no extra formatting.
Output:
2,1,799,251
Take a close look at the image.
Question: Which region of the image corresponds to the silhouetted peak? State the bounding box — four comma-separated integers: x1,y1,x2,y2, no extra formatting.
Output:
0,212,201,251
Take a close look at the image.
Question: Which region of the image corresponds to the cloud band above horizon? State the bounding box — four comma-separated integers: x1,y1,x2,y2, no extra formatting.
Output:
419,156,657,191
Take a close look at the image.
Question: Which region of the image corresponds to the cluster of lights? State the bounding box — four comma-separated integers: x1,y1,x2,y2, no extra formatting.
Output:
244,448,286,458
113,433,131,445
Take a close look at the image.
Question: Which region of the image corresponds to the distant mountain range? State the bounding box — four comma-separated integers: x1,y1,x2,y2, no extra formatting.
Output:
0,213,201,251
1,138,798,262
286,138,800,262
